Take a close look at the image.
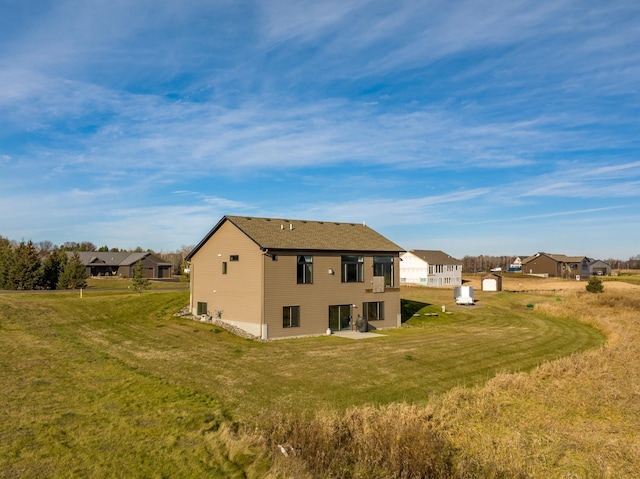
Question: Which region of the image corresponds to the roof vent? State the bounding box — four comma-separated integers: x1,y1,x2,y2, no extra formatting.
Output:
289,223,293,231
280,224,284,230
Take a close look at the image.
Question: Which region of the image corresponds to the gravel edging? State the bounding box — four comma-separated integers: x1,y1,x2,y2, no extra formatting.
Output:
174,306,260,340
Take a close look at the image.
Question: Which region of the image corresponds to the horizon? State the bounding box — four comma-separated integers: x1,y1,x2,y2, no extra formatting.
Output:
1,1,639,260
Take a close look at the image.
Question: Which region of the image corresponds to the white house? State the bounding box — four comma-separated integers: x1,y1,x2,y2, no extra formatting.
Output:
509,257,524,271
400,250,462,287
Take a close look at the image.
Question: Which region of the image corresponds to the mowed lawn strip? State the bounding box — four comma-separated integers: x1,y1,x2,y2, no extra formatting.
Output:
2,288,604,412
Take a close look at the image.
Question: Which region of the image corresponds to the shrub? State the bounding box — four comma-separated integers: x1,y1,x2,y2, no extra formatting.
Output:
132,260,151,294
585,277,604,293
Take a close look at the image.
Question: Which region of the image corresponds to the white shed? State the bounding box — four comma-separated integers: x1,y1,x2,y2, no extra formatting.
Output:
481,273,502,292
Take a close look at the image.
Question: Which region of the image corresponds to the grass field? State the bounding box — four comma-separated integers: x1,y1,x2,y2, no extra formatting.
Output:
0,276,637,477
85,276,189,290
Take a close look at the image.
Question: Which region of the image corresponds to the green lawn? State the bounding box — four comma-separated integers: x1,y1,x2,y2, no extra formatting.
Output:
604,271,640,285
85,276,189,290
0,288,604,477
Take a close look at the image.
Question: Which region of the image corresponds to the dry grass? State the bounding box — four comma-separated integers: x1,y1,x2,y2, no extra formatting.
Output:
433,288,640,477
261,404,454,479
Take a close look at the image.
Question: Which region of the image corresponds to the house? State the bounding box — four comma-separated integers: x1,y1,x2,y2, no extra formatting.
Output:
399,250,462,287
481,273,502,292
71,252,172,279
508,257,524,272
185,216,405,340
521,253,588,279
586,259,611,277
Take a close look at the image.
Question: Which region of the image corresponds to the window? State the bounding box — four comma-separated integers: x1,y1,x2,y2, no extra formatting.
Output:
373,256,394,287
222,262,227,274
363,301,384,321
197,302,207,315
230,255,239,261
297,255,313,284
283,306,300,328
341,255,364,282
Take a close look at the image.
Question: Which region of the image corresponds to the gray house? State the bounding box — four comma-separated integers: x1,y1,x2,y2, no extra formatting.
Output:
586,259,611,277
70,252,172,279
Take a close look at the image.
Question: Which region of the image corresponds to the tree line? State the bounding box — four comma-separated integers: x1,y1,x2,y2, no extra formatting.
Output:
0,238,88,290
460,254,640,273
0,237,194,291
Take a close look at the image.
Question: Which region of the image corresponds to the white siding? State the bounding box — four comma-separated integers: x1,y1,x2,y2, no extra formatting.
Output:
400,252,462,287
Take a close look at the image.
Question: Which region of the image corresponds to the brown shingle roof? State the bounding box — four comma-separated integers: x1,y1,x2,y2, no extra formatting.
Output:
187,216,404,259
405,249,462,265
521,253,586,264
72,252,171,266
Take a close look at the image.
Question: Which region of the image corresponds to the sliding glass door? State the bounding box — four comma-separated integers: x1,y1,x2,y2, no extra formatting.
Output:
328,304,351,331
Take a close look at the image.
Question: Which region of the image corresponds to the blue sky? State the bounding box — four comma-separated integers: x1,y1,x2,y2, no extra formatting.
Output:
1,1,639,259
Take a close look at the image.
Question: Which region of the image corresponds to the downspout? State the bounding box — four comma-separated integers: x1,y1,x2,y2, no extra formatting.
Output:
189,263,194,314
260,248,268,339
189,264,192,314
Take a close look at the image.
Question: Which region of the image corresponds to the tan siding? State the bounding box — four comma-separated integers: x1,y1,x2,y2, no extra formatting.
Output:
263,252,400,338
190,221,264,335
524,255,558,277
188,216,402,339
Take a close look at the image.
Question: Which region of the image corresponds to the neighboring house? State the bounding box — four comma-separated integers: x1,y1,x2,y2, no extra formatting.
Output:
399,250,462,287
71,252,172,279
586,259,611,277
481,273,502,292
185,215,405,340
508,257,524,272
521,253,588,279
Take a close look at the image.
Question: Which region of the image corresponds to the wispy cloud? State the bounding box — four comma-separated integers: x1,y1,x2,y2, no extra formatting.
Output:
464,205,630,225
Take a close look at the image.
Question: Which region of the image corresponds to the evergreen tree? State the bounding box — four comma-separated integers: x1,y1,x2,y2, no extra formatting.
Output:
131,260,151,294
586,277,604,293
10,241,42,290
40,249,65,290
0,237,14,289
57,252,88,289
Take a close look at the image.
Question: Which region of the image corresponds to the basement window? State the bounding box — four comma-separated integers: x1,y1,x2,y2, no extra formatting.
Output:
283,306,300,328
363,301,384,321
